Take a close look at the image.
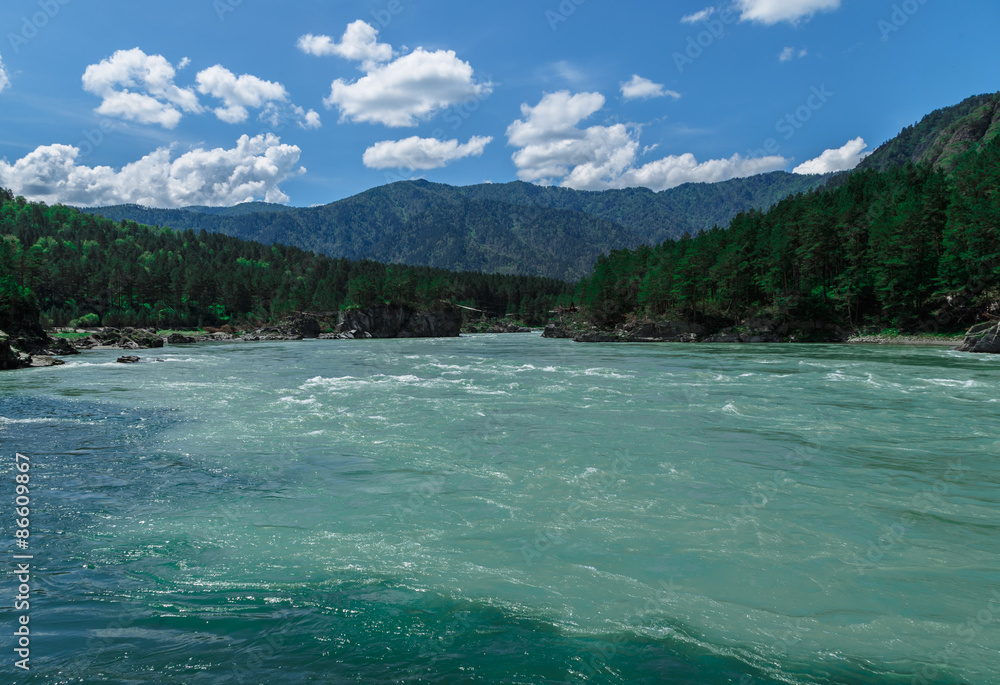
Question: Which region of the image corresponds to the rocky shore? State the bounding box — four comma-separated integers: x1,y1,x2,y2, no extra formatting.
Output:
544,317,850,344
1,304,464,371
544,316,997,353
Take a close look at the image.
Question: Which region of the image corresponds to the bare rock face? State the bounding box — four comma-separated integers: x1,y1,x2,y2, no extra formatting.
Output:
338,305,462,339
542,324,574,339
955,322,1000,353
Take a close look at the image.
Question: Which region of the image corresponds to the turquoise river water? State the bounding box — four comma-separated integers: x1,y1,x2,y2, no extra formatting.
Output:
1,334,999,684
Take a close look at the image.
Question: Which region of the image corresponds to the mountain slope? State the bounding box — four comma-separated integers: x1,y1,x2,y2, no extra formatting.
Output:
82,172,828,280
87,183,639,281
859,92,1000,172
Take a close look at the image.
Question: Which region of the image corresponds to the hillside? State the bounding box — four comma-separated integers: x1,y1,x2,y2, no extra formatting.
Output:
571,111,1000,336
859,92,1000,172
82,172,829,281
0,188,574,332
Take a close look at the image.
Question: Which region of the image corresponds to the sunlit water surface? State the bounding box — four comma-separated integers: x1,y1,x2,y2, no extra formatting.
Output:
2,335,999,684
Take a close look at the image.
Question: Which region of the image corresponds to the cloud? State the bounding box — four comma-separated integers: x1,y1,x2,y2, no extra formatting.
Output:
297,21,393,68
305,21,491,128
195,65,287,123
0,53,9,94
620,75,680,101
82,48,201,129
362,135,493,170
735,0,841,25
681,7,716,23
793,137,869,174
779,47,808,61
0,134,303,207
507,90,788,191
194,65,321,129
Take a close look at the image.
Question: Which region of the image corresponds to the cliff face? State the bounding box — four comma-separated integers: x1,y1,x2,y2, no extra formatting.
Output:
337,305,463,339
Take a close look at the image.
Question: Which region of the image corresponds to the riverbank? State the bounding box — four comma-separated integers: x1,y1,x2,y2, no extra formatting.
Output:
845,334,965,346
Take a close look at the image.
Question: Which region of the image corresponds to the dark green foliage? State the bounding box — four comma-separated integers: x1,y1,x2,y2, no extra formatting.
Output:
0,191,573,330
575,135,1000,332
80,172,830,281
858,92,1000,173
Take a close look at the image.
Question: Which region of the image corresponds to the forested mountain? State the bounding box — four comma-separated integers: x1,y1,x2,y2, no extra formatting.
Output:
574,121,1000,333
0,189,574,331
82,172,829,281
859,92,1000,172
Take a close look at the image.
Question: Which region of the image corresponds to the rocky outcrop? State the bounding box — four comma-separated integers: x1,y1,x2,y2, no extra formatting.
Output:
0,331,30,370
485,323,532,333
74,328,165,349
955,321,1000,353
542,324,575,339
0,302,77,369
564,316,849,344
572,320,705,344
337,305,462,339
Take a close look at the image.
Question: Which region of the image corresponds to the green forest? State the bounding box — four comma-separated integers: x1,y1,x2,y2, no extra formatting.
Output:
81,172,828,281
0,190,573,330
574,133,1000,333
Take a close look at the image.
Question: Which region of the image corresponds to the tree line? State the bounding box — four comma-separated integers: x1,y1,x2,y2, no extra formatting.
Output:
0,190,574,330
574,134,1000,332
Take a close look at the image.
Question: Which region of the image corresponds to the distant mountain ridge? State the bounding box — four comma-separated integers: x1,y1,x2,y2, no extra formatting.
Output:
82,171,828,281
859,92,1000,172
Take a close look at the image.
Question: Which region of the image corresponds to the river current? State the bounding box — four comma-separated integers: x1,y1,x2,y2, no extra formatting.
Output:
2,334,998,684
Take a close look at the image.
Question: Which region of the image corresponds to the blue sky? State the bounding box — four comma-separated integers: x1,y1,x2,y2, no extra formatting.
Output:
0,0,997,208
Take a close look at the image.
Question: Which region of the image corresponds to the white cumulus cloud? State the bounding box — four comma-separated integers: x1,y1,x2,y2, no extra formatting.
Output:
793,137,869,174
297,21,393,68
620,75,680,101
82,48,201,129
363,135,493,170
0,134,303,207
195,65,321,129
507,91,788,191
735,0,841,25
195,65,288,123
305,21,492,128
0,53,9,94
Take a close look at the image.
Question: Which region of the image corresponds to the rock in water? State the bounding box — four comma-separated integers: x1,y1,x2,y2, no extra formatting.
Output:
116,355,142,364
955,322,1000,353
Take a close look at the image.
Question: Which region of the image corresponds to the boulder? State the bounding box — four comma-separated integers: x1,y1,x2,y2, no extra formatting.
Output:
542,324,574,339
46,337,81,356
29,356,65,367
166,333,196,344
116,355,142,364
955,322,1000,353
